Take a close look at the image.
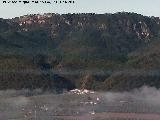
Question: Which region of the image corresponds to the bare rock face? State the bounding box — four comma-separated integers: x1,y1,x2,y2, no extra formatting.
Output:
9,12,160,41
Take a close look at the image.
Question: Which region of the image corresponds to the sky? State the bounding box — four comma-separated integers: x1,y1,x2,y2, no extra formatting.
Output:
0,0,159,18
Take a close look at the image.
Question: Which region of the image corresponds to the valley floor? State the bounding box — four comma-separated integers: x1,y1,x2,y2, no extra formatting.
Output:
1,90,160,120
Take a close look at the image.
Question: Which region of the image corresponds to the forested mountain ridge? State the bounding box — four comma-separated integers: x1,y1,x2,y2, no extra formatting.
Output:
0,12,160,92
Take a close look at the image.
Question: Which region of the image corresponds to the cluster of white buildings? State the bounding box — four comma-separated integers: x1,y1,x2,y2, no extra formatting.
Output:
69,89,95,95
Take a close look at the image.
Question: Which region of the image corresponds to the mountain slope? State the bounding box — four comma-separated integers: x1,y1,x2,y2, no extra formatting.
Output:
0,12,160,91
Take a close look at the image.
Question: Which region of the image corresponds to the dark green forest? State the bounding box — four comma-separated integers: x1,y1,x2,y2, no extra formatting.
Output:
0,12,160,92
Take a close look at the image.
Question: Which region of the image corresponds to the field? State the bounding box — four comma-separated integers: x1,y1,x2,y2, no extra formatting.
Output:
0,88,160,120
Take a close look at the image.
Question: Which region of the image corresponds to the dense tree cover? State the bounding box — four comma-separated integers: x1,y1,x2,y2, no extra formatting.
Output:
0,12,160,92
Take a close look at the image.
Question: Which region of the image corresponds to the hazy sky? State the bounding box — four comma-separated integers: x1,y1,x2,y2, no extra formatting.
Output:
0,0,159,18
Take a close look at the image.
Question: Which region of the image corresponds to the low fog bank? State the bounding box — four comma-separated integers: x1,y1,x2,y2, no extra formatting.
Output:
0,86,160,99
105,86,160,105
0,89,44,97
1,86,160,105
1,86,160,119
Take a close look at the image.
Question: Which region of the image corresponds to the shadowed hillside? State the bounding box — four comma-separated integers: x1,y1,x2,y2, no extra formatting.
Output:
0,12,160,92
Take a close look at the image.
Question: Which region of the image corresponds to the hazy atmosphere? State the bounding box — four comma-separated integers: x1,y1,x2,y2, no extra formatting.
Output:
1,86,160,120
0,0,160,18
0,0,160,119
